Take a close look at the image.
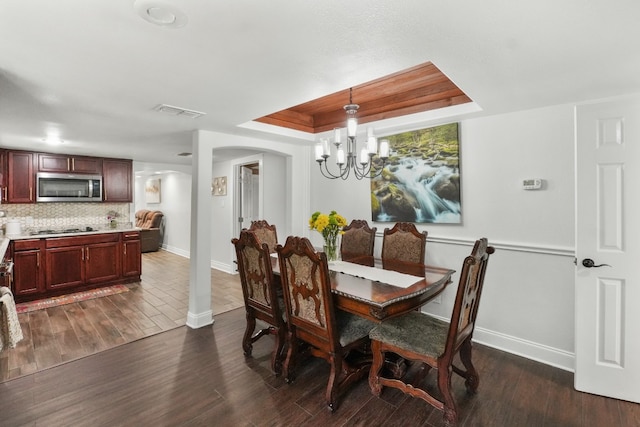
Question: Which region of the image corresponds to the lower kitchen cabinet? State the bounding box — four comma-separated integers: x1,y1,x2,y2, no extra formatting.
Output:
11,231,141,302
12,239,45,298
122,231,141,278
45,237,121,290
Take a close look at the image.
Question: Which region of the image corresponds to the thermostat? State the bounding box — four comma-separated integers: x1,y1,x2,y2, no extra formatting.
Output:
522,179,542,190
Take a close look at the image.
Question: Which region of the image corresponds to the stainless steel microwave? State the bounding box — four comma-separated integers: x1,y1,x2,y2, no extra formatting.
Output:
36,172,103,202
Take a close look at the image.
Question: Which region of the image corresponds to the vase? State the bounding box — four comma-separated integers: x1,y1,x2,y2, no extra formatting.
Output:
110,219,117,229
323,241,338,262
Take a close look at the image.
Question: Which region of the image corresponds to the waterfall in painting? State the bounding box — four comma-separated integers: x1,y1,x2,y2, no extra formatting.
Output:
371,123,461,224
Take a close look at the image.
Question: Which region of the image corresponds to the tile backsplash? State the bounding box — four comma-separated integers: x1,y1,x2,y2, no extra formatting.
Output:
0,203,131,233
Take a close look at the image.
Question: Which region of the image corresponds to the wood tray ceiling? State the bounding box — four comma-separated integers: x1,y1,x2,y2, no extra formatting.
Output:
255,62,472,134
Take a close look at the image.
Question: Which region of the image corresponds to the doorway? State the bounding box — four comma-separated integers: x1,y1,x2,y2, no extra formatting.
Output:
235,161,261,235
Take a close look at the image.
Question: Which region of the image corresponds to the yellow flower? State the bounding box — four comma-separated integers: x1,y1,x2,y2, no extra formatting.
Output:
314,214,329,232
308,210,347,245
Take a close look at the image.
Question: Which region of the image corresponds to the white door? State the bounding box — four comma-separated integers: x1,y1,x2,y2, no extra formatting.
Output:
575,95,640,402
238,164,258,231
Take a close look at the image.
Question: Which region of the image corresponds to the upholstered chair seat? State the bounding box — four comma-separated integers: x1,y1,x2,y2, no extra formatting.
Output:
277,236,375,412
369,238,495,426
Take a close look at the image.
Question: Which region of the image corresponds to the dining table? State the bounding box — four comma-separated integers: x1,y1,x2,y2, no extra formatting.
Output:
271,254,455,323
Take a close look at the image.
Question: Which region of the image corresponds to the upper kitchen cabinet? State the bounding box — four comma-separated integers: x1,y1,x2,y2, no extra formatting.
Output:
103,158,132,202
38,153,102,174
0,149,6,202
7,150,35,203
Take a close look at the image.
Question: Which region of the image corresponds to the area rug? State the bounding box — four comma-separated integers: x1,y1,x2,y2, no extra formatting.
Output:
15,284,130,314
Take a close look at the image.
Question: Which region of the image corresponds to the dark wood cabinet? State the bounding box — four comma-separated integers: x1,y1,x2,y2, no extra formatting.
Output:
7,151,35,203
11,231,140,302
85,241,121,284
37,153,102,174
103,159,132,202
2,150,132,204
0,149,6,202
122,231,142,278
45,233,121,290
12,239,45,297
45,245,85,290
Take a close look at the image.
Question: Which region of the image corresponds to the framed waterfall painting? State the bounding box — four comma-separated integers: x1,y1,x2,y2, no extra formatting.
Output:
370,122,461,223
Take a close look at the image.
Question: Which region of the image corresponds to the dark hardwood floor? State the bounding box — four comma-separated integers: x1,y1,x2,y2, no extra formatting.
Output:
1,250,639,426
1,307,639,426
0,250,244,382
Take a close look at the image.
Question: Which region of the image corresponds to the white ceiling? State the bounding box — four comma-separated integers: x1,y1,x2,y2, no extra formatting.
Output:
1,1,640,166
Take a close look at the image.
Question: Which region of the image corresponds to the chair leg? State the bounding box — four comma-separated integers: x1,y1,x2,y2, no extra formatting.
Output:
458,338,479,393
242,310,256,356
283,330,298,383
437,363,458,427
272,326,286,376
326,354,341,412
368,340,385,397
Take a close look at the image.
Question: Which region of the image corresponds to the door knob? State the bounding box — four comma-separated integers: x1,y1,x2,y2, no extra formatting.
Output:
582,258,611,268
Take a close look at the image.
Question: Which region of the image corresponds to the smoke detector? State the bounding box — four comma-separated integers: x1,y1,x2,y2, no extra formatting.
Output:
153,104,206,119
134,1,188,28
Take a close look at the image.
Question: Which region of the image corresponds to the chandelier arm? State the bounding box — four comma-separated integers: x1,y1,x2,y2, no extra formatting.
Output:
318,158,353,180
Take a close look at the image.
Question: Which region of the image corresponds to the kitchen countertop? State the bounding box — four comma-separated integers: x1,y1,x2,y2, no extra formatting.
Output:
0,226,140,260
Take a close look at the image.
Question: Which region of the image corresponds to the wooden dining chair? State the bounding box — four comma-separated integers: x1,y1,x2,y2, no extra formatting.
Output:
368,238,495,426
340,219,377,261
381,222,427,266
248,219,278,253
231,230,286,375
276,236,375,411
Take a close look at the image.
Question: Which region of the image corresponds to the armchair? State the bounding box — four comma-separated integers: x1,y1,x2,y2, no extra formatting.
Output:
135,210,164,252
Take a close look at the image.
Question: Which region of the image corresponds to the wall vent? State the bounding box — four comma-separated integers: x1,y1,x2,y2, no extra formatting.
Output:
153,104,206,119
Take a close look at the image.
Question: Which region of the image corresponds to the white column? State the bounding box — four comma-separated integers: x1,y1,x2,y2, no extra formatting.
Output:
186,130,214,328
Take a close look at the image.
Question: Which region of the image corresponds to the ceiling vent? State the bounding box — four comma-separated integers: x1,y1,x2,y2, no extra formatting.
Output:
153,104,206,119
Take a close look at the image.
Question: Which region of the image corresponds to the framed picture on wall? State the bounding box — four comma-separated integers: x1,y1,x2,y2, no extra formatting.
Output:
212,176,227,196
145,178,161,203
370,122,461,223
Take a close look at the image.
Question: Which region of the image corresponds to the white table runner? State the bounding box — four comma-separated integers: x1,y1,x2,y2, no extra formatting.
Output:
328,260,422,288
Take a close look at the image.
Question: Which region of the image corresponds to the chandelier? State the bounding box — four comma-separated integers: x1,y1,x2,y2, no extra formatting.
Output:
314,88,390,180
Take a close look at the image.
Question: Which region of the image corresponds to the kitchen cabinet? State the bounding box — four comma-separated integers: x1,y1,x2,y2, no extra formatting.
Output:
7,150,35,203
122,231,141,278
10,231,141,303
37,153,102,174
103,159,132,202
45,233,121,290
12,239,46,297
0,149,6,202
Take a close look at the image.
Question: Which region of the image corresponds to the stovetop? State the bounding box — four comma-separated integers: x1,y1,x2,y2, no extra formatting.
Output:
29,227,95,236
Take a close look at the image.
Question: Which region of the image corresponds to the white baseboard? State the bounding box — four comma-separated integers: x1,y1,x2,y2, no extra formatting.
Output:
186,310,214,329
211,260,236,274
473,326,574,372
160,244,190,258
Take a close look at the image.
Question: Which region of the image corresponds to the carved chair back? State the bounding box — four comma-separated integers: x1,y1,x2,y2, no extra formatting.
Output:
381,222,427,265
248,220,278,253
340,219,377,261
232,230,285,374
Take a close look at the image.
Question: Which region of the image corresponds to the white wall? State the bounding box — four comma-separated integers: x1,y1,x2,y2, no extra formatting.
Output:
137,104,577,370
134,170,192,257
310,103,576,370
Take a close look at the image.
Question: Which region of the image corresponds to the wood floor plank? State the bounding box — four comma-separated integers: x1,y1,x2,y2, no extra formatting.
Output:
2,250,639,426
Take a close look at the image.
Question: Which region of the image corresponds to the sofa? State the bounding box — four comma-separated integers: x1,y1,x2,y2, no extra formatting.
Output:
135,210,164,253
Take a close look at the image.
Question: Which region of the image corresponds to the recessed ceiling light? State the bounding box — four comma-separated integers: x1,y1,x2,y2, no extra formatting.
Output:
133,0,187,28
43,136,65,145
